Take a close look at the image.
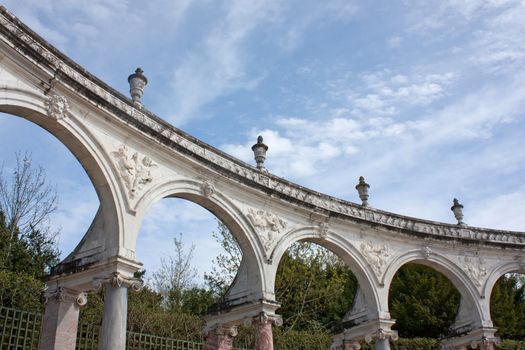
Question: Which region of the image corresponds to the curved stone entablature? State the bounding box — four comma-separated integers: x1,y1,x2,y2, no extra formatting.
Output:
0,6,523,250
3,6,525,350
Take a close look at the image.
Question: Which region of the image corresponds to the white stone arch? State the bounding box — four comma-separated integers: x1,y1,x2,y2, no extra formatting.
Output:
0,86,124,263
482,260,525,301
133,177,268,300
269,226,382,316
382,249,485,329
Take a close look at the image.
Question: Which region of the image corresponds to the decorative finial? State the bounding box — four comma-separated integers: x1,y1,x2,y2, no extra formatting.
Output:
355,176,370,206
451,198,466,226
128,68,148,107
251,135,268,171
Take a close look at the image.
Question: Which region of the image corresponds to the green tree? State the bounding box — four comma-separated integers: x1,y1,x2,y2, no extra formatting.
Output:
204,220,242,295
491,274,525,339
276,242,357,331
0,153,60,310
179,287,216,316
150,233,197,310
389,263,460,338
0,152,58,247
207,221,357,332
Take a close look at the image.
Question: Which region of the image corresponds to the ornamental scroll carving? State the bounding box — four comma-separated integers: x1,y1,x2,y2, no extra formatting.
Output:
92,272,143,292
470,337,501,349
247,208,287,251
317,222,330,239
461,255,487,287
42,287,87,306
422,246,432,259
112,145,156,199
45,94,69,120
364,328,399,344
360,241,392,278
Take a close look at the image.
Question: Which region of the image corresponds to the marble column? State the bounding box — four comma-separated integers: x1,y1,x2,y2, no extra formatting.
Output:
255,319,273,350
374,339,390,350
252,312,282,350
205,325,238,350
343,340,362,350
39,287,87,350
94,272,142,350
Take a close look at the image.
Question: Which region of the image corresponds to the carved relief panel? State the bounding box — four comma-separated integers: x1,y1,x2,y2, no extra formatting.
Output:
460,255,487,287
246,208,287,252
45,94,70,120
112,144,157,200
360,240,392,279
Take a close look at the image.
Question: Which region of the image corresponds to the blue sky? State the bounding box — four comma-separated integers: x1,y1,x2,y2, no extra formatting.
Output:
1,1,524,284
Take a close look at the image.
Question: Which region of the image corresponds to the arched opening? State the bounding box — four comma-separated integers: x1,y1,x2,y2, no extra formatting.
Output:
78,191,260,343
490,273,525,340
0,111,100,310
268,239,361,349
276,241,357,331
388,262,460,339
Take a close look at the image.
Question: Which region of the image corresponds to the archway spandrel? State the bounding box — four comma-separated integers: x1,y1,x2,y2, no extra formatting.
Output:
459,255,488,288
246,207,290,255
111,144,158,202
359,240,393,282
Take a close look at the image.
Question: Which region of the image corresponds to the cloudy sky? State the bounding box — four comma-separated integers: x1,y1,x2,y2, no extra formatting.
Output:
1,0,524,284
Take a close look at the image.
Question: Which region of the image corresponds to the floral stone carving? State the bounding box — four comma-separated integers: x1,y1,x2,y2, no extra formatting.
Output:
360,240,392,278
92,272,143,292
112,145,156,199
42,287,87,306
247,208,287,251
45,94,70,120
462,255,487,287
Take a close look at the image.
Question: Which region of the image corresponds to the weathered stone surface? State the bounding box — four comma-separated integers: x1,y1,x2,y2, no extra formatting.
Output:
0,6,522,350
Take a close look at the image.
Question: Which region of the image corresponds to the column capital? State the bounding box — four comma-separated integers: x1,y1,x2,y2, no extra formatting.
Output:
42,286,87,307
332,318,397,349
245,312,283,327
92,272,143,292
364,328,398,344
204,324,239,338
441,327,499,350
470,336,501,349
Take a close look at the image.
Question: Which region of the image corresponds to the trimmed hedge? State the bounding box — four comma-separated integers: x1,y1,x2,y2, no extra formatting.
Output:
500,340,525,350
274,328,332,350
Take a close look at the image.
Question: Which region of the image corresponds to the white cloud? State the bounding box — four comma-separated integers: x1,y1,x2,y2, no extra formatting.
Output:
469,186,525,231
323,70,457,119
387,36,403,48
169,0,281,124
276,1,359,52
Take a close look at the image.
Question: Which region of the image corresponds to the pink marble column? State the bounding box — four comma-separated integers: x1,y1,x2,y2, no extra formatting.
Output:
479,338,499,350
253,313,282,350
255,321,273,350
205,325,237,350
39,287,87,350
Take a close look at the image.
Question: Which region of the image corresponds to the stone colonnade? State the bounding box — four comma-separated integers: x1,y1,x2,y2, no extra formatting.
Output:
39,285,282,350
0,6,523,350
